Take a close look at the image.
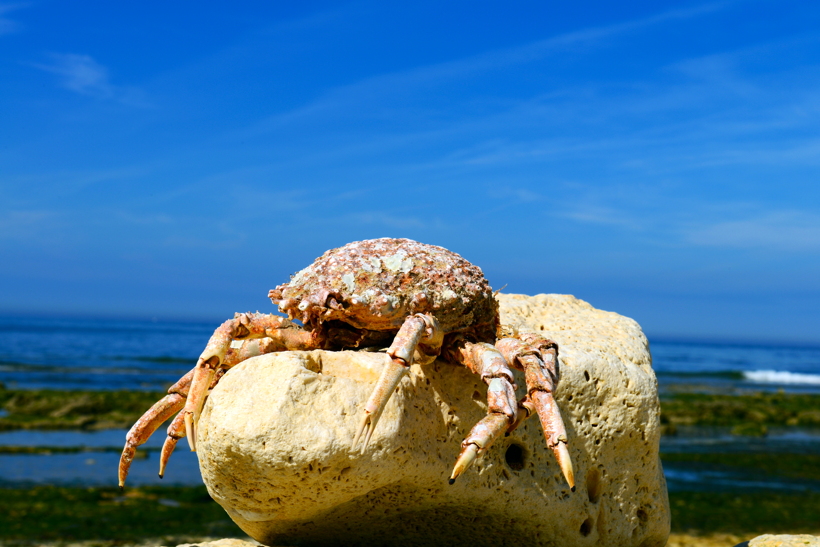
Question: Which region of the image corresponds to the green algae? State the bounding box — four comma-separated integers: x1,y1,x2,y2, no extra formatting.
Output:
0,485,816,543
0,485,242,544
2,388,818,542
0,387,164,431
660,391,820,430
661,452,820,482
2,387,819,432
669,491,820,535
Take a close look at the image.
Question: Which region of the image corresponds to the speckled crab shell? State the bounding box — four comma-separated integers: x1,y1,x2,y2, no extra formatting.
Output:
268,238,499,336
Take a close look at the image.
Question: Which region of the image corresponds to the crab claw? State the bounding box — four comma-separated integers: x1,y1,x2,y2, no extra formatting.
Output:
159,437,178,478
449,413,509,484
353,357,408,452
531,390,575,490
159,410,187,478
118,393,184,488
118,444,136,490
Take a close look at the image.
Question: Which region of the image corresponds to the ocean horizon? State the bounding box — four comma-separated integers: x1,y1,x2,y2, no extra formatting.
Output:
0,313,818,394
0,313,818,495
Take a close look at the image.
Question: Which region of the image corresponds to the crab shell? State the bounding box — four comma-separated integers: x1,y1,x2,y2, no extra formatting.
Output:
269,238,499,340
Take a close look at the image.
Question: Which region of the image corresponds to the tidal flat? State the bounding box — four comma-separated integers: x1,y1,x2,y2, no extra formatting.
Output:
1,387,819,544
0,485,243,545
3,386,820,431
0,486,817,545
0,387,167,430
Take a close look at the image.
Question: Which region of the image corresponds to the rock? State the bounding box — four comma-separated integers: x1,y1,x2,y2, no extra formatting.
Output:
736,534,820,547
666,533,746,547
196,294,670,547
176,540,262,547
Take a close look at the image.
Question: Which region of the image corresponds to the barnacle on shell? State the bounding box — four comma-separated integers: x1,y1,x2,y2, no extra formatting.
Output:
269,238,498,336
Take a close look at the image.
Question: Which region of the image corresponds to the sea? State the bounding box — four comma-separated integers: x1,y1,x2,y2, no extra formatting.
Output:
0,314,819,490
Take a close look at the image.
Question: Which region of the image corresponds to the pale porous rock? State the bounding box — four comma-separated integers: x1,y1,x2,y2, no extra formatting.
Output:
176,540,262,547
196,293,669,547
737,535,820,547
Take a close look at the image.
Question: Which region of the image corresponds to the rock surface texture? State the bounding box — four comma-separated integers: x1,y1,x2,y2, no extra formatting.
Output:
196,294,670,547
737,535,820,547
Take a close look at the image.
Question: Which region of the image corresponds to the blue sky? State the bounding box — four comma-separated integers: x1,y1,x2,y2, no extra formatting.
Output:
1,1,819,343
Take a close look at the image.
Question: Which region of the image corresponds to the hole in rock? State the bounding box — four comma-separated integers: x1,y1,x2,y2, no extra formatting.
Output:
637,508,649,524
580,517,594,536
586,467,602,503
505,443,525,470
584,371,590,381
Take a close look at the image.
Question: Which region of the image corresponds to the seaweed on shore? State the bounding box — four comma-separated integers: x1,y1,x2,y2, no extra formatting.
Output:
660,391,820,430
0,485,816,543
2,386,820,432
0,485,242,544
670,491,820,535
0,386,165,431
660,451,820,482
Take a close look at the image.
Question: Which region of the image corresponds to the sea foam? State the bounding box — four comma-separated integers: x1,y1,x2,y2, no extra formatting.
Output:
744,370,820,385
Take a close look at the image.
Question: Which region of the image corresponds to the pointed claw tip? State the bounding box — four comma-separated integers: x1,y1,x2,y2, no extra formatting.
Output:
353,413,371,451
119,484,124,491
571,486,576,492
158,473,164,479
184,413,197,451
448,478,456,485
553,441,575,490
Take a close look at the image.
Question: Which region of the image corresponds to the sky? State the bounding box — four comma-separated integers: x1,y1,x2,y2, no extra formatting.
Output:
1,0,819,343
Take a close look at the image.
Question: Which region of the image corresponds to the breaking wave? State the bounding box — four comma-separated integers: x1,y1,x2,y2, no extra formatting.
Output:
744,370,820,385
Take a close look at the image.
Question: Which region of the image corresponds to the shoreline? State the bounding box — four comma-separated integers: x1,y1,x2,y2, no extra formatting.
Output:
0,481,818,543
2,387,820,431
1,389,819,544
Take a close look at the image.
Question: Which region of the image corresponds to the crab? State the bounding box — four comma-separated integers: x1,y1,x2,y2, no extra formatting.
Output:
118,238,575,491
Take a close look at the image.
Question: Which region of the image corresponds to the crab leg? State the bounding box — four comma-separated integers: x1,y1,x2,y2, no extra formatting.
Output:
444,340,519,483
497,335,575,490
184,313,314,451
353,314,442,452
118,368,206,488
159,409,187,478
118,322,312,488
118,393,185,489
155,368,229,479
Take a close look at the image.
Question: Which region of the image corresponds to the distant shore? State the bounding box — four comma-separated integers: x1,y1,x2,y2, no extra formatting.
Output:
2,385,819,432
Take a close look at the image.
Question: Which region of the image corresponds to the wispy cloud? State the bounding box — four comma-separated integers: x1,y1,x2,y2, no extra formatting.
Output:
0,209,59,244
240,2,732,138
0,3,26,36
115,211,174,226
33,53,150,106
162,221,248,250
685,211,820,252
560,204,645,230
346,212,448,231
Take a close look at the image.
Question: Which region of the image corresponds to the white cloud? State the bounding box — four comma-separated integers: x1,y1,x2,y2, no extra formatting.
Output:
0,209,58,243
685,211,820,251
162,221,247,250
347,212,436,230
33,53,150,106
0,3,26,36
35,53,113,97
239,1,732,139
560,204,644,230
